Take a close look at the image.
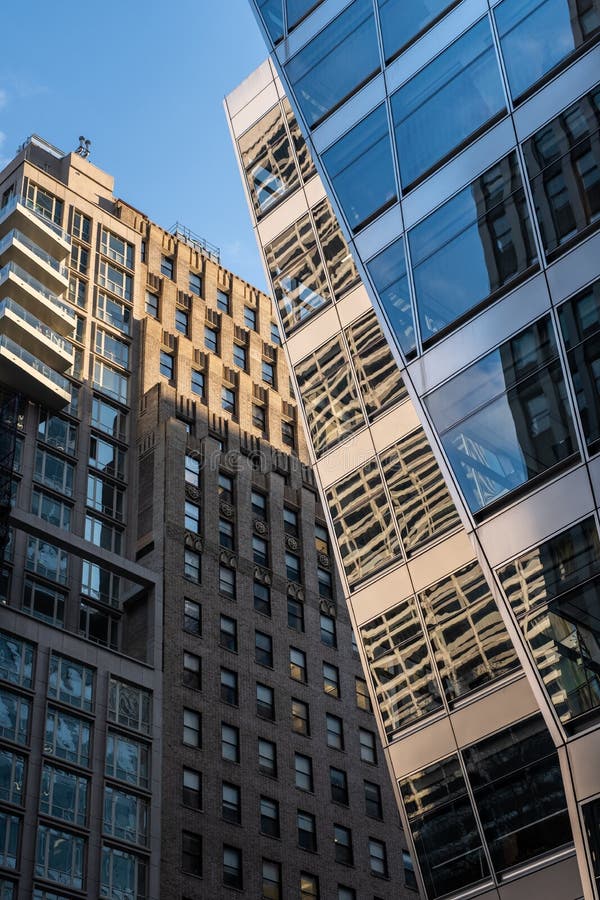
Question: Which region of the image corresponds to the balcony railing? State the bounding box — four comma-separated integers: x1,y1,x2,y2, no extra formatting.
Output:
0,229,69,279
0,334,70,391
0,194,70,244
0,298,74,355
0,262,75,321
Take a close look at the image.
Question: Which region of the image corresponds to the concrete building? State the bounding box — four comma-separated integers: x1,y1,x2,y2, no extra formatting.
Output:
0,134,411,899
226,2,600,898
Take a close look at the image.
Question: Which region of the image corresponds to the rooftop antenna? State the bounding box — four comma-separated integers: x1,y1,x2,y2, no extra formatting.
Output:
75,135,91,159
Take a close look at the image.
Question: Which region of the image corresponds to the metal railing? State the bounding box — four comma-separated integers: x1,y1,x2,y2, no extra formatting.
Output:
0,334,70,391
0,194,70,244
0,229,69,279
0,262,75,321
170,222,220,263
0,299,74,355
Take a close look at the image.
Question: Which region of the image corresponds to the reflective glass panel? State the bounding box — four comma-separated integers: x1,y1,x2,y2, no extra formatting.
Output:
345,311,407,420
410,152,537,342
524,87,600,257
258,0,284,42
0,633,33,688
391,17,505,189
265,213,331,333
286,0,321,29
239,104,300,217
311,198,360,298
361,597,442,737
426,316,578,513
400,756,490,898
381,429,460,553
284,99,316,182
0,750,24,806
295,336,364,456
377,0,459,59
419,561,519,702
327,461,401,586
285,0,380,127
40,764,88,827
583,797,600,892
463,715,572,873
495,0,600,101
367,238,416,357
497,517,600,728
322,104,397,231
559,278,600,451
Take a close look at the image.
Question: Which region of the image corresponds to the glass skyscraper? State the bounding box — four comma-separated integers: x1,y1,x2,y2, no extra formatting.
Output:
226,2,600,898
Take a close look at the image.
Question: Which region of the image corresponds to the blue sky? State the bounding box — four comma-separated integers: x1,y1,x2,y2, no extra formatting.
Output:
0,0,269,289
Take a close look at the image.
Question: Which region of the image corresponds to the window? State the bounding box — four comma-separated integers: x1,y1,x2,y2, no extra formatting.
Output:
182,831,202,877
23,579,65,627
91,396,127,442
185,453,200,487
409,152,536,344
223,845,243,890
69,275,87,307
191,370,204,397
140,239,146,262
93,360,129,404
252,491,267,518
337,887,356,900
220,668,238,706
184,501,200,533
184,549,201,582
317,568,332,600
0,634,33,690
289,647,307,682
159,350,174,380
48,653,93,711
100,846,146,898
403,848,418,891
105,731,149,790
233,343,247,369
258,738,277,777
96,292,131,334
260,796,280,837
323,663,340,698
426,315,578,514
217,289,230,314
175,308,189,336
183,652,201,691
0,688,28,746
367,237,416,357
220,615,237,652
183,708,201,747
250,582,270,618
0,750,25,806
107,679,151,734
44,706,92,768
391,17,505,190
183,767,202,809
359,729,377,764
222,781,241,823
219,518,234,549
244,305,257,329
252,404,266,431
145,291,159,317
256,683,275,720
100,230,134,268
160,256,173,279
95,328,130,369
222,723,240,762
219,565,236,599
282,419,295,448
271,322,281,345
222,386,236,415
369,839,388,878
353,678,371,713
103,785,148,846
285,0,380,128
262,360,275,386
295,753,313,791
262,859,281,900
326,714,344,750
34,448,74,495
292,698,310,736
218,472,234,503
345,309,408,418
98,260,132,300
72,210,91,242
285,552,301,583
256,631,273,668
85,514,122,554
253,536,269,567
27,182,63,225
364,781,383,819
297,810,317,851
35,825,84,889
80,602,118,649
330,767,348,805
70,242,89,274
287,597,304,632
189,271,202,296
320,614,337,648
283,506,299,536
334,825,353,866
300,872,319,899
205,325,218,353
323,103,397,232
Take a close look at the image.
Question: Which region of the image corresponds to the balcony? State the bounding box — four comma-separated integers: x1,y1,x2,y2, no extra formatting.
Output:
0,334,70,410
0,262,75,338
0,229,69,294
0,299,74,372
0,195,70,261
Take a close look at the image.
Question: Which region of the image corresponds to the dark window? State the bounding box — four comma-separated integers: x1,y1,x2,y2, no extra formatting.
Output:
221,386,236,415
184,599,201,635
284,506,299,536
364,781,383,819
323,662,340,698
223,845,243,890
191,370,204,397
368,838,388,878
233,343,247,370
205,326,218,353
183,708,201,747
256,683,275,720
219,519,234,550
159,351,174,380
254,581,271,616
359,728,376,764
217,289,230,314
583,798,600,893
220,615,237,652
286,552,301,583
326,714,344,750
256,631,273,668
260,796,280,837
271,322,281,344
377,0,459,60
330,767,348,805
355,678,371,712
290,647,306,682
403,849,418,891
320,614,337,648
253,536,269,567
334,825,353,866
183,767,202,809
221,723,240,763
282,419,295,448
220,668,238,706
252,404,266,431
262,360,275,386
317,568,332,599
258,738,277,777
161,256,174,279
244,305,257,329
182,831,202,877
252,491,267,518
222,781,241,824
189,271,202,296
287,597,304,632
295,753,313,791
262,858,282,899
559,279,600,453
300,872,320,899
183,652,201,690
297,810,317,851
367,237,416,358
175,308,188,336
292,698,310,736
